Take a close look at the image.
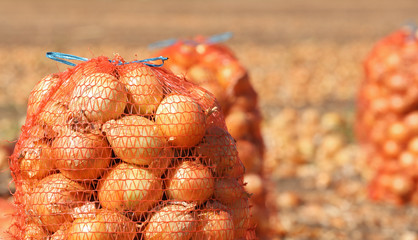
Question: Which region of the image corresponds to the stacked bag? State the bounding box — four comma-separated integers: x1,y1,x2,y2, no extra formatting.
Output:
9,52,255,239
152,33,271,235
356,27,418,205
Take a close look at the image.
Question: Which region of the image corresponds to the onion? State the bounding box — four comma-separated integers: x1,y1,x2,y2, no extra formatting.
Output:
384,72,408,92
155,94,206,147
19,139,54,180
50,223,71,240
38,100,68,128
194,201,234,240
23,222,48,240
387,121,409,142
382,139,401,158
224,110,250,140
53,127,112,181
187,64,216,85
68,72,127,123
243,173,264,202
236,140,261,173
27,74,61,118
102,116,169,166
214,178,248,205
408,137,418,154
172,43,197,68
98,163,163,218
119,64,164,115
226,197,251,239
390,175,414,196
216,61,246,89
29,173,92,232
198,81,228,110
404,111,418,134
196,127,244,178
144,203,196,240
67,209,137,240
166,160,214,204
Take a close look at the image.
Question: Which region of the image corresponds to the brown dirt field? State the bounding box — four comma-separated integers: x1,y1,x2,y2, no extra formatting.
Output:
0,0,418,239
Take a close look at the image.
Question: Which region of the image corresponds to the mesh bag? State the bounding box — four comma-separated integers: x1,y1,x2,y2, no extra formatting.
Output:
151,33,270,235
356,27,418,205
8,52,256,239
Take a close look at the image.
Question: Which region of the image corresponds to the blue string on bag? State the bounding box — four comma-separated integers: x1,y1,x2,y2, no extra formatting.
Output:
46,52,168,67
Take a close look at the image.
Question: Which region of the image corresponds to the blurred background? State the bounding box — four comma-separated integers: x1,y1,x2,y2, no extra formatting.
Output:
1,0,418,239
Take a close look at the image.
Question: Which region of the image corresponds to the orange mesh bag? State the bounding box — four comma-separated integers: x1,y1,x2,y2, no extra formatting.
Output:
151,33,271,236
356,26,418,205
8,52,256,239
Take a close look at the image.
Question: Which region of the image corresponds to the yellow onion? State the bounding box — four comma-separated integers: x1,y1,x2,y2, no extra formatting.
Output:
236,140,261,173
155,94,206,147
50,223,71,240
226,198,251,239
144,203,196,240
67,209,136,240
196,126,244,178
224,110,250,140
26,74,61,117
119,64,164,115
103,116,169,166
53,127,112,181
23,222,48,240
38,100,68,129
29,173,92,232
193,201,234,240
98,163,163,218
68,72,127,123
166,160,214,204
214,178,248,205
19,139,54,180
243,173,264,202
187,64,216,85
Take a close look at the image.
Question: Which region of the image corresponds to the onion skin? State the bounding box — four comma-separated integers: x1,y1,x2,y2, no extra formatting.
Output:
27,74,61,118
23,222,48,240
29,173,93,233
119,64,164,115
155,94,206,147
225,110,250,140
166,160,214,204
103,116,168,166
144,203,196,240
196,127,244,178
214,178,248,205
98,163,163,218
67,210,137,240
19,139,54,180
236,140,261,173
226,198,251,239
69,72,127,123
53,127,112,181
193,202,234,240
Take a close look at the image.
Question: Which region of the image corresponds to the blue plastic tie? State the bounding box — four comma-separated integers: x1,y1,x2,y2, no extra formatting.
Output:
206,32,233,44
405,22,417,41
130,56,169,67
147,32,233,49
46,52,167,67
148,38,178,50
46,52,89,66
